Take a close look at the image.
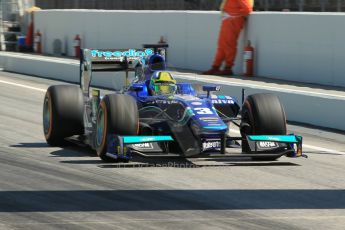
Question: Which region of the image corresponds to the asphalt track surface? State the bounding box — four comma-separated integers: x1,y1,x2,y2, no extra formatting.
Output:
0,71,344,230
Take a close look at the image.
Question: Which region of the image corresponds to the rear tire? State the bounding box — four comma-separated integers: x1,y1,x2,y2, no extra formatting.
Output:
240,93,287,161
43,85,84,146
95,94,139,162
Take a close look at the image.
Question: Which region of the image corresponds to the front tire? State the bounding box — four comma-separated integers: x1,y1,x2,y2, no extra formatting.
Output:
95,94,139,162
240,93,287,161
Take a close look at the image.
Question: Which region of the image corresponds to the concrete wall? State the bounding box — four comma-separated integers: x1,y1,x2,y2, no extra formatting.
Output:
34,10,345,87
247,12,345,87
34,10,244,74
0,52,131,90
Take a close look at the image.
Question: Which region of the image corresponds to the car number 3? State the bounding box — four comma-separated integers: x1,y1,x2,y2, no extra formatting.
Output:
194,108,213,114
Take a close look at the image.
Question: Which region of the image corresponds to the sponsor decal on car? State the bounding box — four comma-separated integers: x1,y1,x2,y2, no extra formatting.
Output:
191,101,203,106
211,99,234,104
155,99,180,105
257,141,277,148
206,123,222,126
131,143,154,149
199,117,219,121
202,139,221,151
91,49,154,60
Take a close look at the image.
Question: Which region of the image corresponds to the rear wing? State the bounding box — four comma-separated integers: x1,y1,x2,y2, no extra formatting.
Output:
80,48,154,95
81,48,155,72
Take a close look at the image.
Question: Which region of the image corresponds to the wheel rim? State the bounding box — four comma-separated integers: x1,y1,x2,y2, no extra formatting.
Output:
96,106,105,147
43,95,51,137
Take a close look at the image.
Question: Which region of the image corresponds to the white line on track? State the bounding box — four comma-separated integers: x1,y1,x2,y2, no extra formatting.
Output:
0,52,79,66
0,79,46,92
229,130,345,155
174,74,345,100
302,144,345,155
5,215,345,226
1,78,344,155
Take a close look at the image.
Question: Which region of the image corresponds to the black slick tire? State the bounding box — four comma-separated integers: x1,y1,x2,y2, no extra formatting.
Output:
240,93,287,161
95,94,139,162
43,85,84,146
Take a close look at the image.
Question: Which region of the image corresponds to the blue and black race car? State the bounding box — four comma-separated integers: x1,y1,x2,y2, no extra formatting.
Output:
43,46,304,162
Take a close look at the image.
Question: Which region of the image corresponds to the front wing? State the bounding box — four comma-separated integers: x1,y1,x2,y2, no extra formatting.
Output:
104,134,305,161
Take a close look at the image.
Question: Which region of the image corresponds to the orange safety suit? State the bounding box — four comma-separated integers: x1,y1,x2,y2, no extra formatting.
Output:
213,0,253,68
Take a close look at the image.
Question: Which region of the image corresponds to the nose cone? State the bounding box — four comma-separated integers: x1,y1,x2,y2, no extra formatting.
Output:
187,101,228,134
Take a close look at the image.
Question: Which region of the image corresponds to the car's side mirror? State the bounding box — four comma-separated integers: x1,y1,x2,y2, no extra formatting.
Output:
203,85,221,97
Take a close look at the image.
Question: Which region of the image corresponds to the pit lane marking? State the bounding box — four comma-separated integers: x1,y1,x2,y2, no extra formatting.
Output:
4,214,345,226
0,79,46,92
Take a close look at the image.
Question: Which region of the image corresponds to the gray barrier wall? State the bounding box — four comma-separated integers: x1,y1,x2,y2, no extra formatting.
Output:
247,12,345,87
34,10,345,87
34,10,234,73
1,52,344,131
0,52,128,90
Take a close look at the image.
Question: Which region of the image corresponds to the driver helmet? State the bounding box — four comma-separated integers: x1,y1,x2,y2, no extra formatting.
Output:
150,71,177,95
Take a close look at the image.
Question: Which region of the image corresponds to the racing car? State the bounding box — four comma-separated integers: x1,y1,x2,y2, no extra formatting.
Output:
43,46,304,162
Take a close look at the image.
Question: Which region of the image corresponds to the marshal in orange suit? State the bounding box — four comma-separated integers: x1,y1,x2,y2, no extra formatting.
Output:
203,0,253,76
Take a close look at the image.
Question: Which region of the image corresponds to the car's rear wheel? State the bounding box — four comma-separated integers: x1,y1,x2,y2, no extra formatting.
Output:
43,85,84,146
240,93,287,161
95,94,139,162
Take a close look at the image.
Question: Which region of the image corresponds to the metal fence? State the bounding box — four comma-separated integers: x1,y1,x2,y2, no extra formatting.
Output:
34,0,345,12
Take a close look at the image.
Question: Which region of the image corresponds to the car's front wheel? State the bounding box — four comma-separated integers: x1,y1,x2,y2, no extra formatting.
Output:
240,93,287,161
95,94,139,162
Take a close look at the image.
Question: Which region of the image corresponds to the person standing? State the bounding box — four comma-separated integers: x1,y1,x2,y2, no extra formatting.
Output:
203,0,253,76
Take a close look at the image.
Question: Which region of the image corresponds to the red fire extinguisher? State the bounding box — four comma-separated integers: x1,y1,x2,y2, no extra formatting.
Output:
73,34,81,58
34,30,42,54
243,40,254,76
